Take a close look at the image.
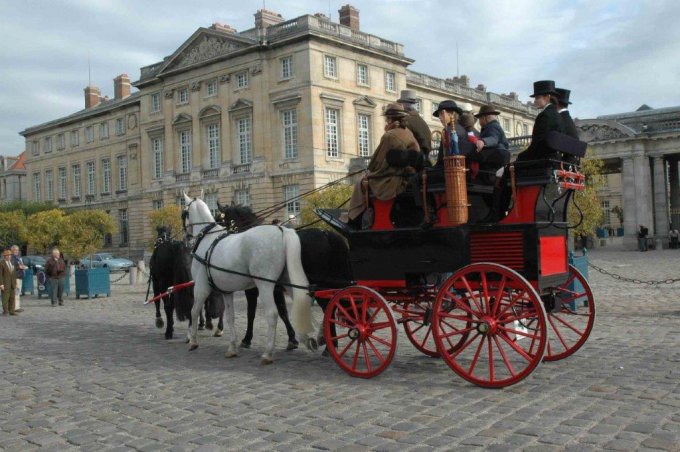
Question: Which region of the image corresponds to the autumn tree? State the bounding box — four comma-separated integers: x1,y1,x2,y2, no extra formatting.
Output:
298,183,353,231
568,157,604,238
0,211,28,249
0,200,57,216
60,210,117,263
147,205,183,245
24,209,67,254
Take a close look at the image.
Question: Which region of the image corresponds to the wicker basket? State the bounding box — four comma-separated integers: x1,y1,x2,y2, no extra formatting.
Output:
443,155,468,225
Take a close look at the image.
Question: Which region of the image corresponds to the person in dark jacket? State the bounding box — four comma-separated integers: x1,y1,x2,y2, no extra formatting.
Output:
45,247,67,306
397,90,432,158
433,100,474,166
471,105,511,185
516,80,565,162
555,87,580,164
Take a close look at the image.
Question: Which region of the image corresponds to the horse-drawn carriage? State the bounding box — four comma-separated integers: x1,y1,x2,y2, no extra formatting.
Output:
312,157,594,387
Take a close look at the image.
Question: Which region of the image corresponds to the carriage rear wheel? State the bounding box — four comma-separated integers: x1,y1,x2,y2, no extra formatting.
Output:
323,286,397,378
543,265,595,361
432,263,548,388
400,300,439,357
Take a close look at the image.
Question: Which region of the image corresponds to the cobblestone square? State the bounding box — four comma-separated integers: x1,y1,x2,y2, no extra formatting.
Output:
1,248,679,451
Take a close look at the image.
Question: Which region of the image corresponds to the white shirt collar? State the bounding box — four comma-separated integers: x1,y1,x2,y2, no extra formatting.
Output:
558,108,568,113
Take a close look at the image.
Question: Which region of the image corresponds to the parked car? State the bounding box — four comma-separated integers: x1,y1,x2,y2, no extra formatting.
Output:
80,253,133,272
23,255,47,272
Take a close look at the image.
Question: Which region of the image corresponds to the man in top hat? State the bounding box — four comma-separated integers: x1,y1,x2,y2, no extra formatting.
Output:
346,103,420,227
1,249,18,316
471,105,511,185
516,80,565,162
397,90,432,158
432,100,475,166
555,88,578,139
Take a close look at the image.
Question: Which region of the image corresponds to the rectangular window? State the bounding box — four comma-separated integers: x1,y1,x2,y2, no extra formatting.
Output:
45,170,54,201
205,193,218,217
207,124,220,169
31,141,39,156
44,136,52,153
601,200,611,224
324,55,337,78
325,108,340,158
281,56,292,79
72,164,81,198
282,109,298,159
70,130,79,147
152,199,164,210
357,64,369,85
179,130,192,173
117,155,127,191
100,122,109,139
358,114,371,157
87,161,96,195
284,185,300,218
150,92,161,113
178,88,189,104
115,118,125,136
102,159,111,194
57,134,65,150
235,189,250,206
86,126,94,143
119,209,128,245
385,71,396,92
58,167,67,199
236,71,249,88
238,117,252,164
523,124,529,135
206,80,217,97
503,118,511,132
33,172,41,202
152,137,163,179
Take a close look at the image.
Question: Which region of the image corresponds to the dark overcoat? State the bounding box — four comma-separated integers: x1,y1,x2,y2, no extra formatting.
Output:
516,103,565,161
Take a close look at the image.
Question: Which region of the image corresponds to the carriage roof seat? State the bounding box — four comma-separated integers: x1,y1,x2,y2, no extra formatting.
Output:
511,159,572,186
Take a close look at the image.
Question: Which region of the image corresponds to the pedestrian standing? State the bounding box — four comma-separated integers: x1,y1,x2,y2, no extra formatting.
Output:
10,245,27,313
1,249,18,316
45,247,66,306
669,229,679,249
638,225,649,252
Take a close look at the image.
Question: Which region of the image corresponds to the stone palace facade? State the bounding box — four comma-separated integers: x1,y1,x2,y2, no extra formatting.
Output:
20,5,537,259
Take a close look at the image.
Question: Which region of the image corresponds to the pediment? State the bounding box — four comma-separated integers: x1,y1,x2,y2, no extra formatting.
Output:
575,119,637,143
199,105,222,118
172,113,193,125
228,98,253,112
353,95,377,108
158,29,253,75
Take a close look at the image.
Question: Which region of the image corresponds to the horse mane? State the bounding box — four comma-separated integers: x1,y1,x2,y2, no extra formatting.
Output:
220,204,262,231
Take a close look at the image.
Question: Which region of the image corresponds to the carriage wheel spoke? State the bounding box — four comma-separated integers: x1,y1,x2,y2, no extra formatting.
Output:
330,319,353,329
497,290,528,318
362,342,372,372
350,295,360,324
560,274,577,289
493,335,516,377
329,333,350,342
498,326,540,340
351,340,361,369
440,326,476,339
336,303,356,324
460,276,484,314
419,326,433,349
550,312,585,336
487,336,495,381
492,276,508,316
468,335,485,375
368,333,392,347
441,295,479,319
371,321,393,331
449,332,481,358
497,331,534,362
440,312,476,323
480,272,490,312
408,322,426,334
337,337,357,359
366,337,384,362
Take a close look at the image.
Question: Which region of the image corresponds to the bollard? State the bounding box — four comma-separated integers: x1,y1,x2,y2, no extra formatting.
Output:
129,266,138,285
137,260,146,284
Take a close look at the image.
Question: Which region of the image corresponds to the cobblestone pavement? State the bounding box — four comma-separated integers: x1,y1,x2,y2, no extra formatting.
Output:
1,248,680,451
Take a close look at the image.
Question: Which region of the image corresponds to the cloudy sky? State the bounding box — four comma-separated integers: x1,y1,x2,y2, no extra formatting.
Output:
2,0,680,156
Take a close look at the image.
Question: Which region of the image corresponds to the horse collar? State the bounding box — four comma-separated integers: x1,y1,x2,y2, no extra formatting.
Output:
191,222,219,254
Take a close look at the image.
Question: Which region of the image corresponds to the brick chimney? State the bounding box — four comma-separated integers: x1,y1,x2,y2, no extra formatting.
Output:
254,9,283,29
84,85,101,109
113,74,131,100
339,4,359,31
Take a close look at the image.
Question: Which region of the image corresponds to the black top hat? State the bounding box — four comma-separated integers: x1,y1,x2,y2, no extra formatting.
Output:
530,80,557,98
432,100,463,118
474,104,501,118
555,88,572,105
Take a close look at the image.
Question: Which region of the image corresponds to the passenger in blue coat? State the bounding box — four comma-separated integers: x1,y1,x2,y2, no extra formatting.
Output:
471,105,511,185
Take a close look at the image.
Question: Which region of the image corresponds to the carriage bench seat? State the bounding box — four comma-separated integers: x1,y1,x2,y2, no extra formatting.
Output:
422,168,494,195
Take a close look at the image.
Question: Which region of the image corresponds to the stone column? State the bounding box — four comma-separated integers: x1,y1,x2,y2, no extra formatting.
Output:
621,157,638,249
669,157,680,230
652,156,669,248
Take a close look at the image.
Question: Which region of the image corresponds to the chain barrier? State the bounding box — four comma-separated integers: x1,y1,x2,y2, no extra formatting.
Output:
110,271,130,284
588,262,680,286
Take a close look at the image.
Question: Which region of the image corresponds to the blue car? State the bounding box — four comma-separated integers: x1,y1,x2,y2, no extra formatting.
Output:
80,253,133,272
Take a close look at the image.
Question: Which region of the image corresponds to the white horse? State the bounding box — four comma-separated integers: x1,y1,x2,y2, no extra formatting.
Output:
182,192,316,364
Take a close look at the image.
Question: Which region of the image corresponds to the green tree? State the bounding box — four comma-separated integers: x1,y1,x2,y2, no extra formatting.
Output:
0,211,28,249
147,205,183,245
298,183,353,230
568,157,604,237
60,210,117,263
24,209,67,254
0,200,57,216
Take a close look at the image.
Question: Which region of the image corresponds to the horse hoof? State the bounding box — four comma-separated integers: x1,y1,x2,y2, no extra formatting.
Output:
240,341,251,349
198,325,205,331
155,318,164,329
286,341,298,351
206,324,213,331
188,343,198,351
261,358,274,366
213,330,223,337
225,351,238,358
306,337,318,351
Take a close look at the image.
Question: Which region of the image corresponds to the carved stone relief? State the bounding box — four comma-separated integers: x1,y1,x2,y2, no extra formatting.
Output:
190,81,201,91
219,74,230,84
164,89,175,99
578,124,631,143
175,36,243,69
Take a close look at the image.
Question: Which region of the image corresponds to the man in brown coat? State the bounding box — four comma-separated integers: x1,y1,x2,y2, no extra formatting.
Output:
397,90,432,158
45,247,67,306
1,249,18,315
347,103,420,226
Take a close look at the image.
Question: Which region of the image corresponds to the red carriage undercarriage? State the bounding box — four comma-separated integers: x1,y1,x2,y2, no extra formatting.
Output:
314,159,594,388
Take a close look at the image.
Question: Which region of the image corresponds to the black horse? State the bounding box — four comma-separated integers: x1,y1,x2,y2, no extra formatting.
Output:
218,205,353,350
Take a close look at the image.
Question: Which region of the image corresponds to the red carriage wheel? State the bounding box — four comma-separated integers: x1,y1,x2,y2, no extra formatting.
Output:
400,300,439,357
323,286,398,378
432,263,548,388
542,265,595,361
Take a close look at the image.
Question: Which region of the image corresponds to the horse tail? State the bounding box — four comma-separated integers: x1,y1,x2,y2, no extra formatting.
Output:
281,228,314,338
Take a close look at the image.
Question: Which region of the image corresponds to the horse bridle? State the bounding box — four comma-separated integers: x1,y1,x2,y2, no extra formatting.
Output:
182,197,224,242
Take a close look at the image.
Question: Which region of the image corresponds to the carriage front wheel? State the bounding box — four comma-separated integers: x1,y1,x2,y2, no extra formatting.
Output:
323,286,397,378
431,263,548,388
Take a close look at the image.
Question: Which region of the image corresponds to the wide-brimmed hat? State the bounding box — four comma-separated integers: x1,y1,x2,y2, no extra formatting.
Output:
474,104,501,118
2,249,11,256
432,100,463,118
555,88,572,105
530,80,558,97
382,102,408,118
397,89,418,104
